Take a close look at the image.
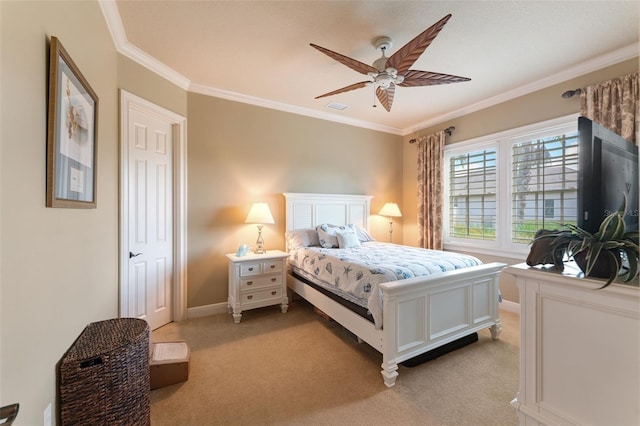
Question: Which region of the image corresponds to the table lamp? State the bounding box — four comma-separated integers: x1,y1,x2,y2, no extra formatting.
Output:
245,202,275,254
379,202,402,242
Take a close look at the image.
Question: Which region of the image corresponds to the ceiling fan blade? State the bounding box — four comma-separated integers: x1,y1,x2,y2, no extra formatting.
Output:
399,70,471,87
315,81,371,99
387,14,452,74
376,84,395,112
310,43,378,75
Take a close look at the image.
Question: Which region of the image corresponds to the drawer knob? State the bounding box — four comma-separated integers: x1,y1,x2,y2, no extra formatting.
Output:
248,267,254,271
270,265,275,269
271,277,276,282
247,295,253,300
271,291,277,296
247,281,253,286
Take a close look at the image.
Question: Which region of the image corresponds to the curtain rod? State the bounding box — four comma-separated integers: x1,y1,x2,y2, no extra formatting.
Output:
561,88,582,98
409,126,455,143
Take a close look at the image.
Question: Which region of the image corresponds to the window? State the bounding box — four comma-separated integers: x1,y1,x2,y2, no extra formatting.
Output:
511,134,578,243
449,148,497,240
443,115,579,257
544,199,555,218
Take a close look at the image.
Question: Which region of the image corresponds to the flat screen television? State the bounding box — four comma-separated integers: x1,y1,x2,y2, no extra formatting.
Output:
577,116,639,234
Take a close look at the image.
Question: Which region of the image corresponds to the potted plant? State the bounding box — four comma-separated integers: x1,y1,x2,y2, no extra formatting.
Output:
528,194,639,288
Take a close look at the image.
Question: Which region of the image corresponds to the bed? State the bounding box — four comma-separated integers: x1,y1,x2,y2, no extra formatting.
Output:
283,192,505,387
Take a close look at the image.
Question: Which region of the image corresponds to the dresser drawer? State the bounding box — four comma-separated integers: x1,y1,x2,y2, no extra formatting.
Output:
239,259,284,277
240,274,282,291
241,287,282,303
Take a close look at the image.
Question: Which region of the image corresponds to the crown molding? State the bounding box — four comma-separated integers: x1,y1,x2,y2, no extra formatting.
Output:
188,83,404,135
100,2,637,136
403,42,639,135
99,0,190,90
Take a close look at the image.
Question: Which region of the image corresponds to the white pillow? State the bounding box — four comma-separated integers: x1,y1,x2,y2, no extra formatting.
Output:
286,228,320,249
336,230,361,248
354,225,375,242
316,224,355,248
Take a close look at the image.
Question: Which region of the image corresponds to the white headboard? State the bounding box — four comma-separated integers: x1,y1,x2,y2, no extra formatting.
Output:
283,193,373,231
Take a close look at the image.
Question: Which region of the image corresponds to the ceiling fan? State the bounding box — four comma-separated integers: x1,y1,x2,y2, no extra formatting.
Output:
310,14,470,112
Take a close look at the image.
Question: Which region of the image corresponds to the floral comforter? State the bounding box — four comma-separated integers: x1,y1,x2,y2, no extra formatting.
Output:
288,241,482,329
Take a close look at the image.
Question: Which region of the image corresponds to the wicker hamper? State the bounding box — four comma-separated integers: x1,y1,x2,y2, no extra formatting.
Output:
58,318,150,426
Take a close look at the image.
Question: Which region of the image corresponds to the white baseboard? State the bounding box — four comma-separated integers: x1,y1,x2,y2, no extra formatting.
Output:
187,302,228,319
500,299,520,315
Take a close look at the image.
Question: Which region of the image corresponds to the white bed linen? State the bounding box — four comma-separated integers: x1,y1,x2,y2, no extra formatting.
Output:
288,242,483,328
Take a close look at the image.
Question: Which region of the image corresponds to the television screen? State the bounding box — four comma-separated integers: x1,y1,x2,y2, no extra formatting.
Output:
577,116,639,234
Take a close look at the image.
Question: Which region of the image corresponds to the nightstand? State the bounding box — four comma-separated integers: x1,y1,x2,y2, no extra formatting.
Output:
226,250,289,323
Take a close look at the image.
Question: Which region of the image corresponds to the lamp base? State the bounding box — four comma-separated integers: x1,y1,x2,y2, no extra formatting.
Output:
255,225,266,254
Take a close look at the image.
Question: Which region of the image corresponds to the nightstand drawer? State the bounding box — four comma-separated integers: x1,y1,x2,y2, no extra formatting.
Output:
240,274,282,291
242,287,282,303
239,260,284,277
240,262,262,276
262,260,283,274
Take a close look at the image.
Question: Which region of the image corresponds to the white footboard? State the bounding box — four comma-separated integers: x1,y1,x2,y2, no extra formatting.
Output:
288,262,505,387
379,262,505,387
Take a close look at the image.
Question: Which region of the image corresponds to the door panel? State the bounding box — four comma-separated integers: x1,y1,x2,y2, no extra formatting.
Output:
127,108,173,330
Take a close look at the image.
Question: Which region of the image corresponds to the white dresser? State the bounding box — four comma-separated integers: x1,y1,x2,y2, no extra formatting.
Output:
226,250,289,323
504,263,639,426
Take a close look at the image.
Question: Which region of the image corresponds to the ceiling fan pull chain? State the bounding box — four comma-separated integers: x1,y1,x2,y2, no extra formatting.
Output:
372,84,377,108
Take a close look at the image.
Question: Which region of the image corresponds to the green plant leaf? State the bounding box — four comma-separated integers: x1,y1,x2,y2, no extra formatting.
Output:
596,249,621,289
584,243,604,276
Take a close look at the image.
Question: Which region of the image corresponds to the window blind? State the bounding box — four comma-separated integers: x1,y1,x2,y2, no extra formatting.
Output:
449,149,497,240
511,132,579,244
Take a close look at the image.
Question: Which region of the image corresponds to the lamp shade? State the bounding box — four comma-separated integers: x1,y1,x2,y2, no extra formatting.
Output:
245,203,275,224
379,203,402,218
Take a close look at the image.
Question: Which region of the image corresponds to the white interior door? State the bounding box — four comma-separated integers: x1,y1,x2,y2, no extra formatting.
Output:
129,108,173,330
120,90,187,330
125,103,174,330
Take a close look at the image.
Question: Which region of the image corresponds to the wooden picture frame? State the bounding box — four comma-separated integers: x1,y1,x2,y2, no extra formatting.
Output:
46,36,98,208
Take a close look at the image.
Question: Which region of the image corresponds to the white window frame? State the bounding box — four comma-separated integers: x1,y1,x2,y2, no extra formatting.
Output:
443,113,579,260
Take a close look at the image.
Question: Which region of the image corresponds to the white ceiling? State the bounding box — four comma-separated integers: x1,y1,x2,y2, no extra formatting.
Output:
108,1,639,135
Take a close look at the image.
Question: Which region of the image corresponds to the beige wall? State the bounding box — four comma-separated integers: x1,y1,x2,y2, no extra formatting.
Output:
1,1,636,422
186,92,402,307
118,55,188,117
0,2,400,420
401,58,640,303
0,1,119,424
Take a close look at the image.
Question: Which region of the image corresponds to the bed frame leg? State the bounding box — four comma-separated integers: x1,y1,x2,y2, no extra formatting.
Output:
381,362,398,387
490,320,502,340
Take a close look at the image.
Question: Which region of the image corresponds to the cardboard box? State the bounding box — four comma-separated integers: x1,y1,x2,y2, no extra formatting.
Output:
150,341,190,390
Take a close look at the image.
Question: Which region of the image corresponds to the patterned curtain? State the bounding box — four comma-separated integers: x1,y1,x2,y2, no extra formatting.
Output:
580,72,639,145
417,130,445,250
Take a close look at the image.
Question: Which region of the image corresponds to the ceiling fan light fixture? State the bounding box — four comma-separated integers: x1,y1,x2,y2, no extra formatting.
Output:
376,73,394,89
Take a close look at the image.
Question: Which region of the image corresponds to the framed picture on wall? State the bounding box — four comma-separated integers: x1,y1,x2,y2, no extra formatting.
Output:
46,36,99,208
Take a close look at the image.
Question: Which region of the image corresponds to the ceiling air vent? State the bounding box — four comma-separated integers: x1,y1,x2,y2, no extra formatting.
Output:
326,102,349,111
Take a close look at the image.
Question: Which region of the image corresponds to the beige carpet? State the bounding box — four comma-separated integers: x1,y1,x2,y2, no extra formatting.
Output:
150,298,519,426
